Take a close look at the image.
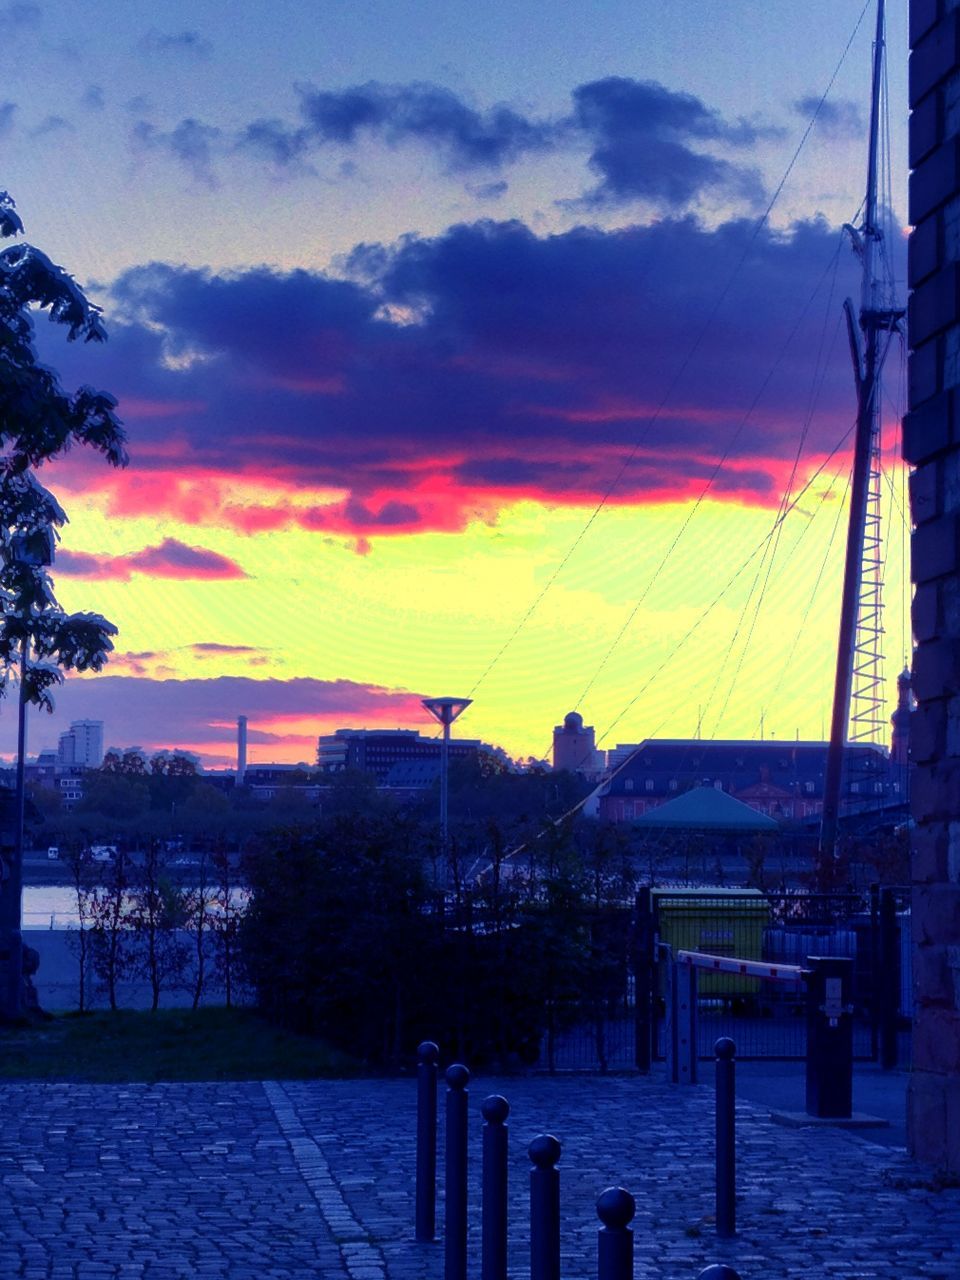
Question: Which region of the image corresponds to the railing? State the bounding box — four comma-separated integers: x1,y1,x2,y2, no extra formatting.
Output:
415,1041,743,1280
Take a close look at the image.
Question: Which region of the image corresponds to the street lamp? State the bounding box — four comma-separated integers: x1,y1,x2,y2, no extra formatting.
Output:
421,696,472,877
0,526,53,1020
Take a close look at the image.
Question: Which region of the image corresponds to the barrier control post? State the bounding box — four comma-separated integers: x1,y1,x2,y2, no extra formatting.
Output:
805,956,853,1118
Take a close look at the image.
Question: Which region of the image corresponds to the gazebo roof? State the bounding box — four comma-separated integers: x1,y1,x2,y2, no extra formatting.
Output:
632,785,779,832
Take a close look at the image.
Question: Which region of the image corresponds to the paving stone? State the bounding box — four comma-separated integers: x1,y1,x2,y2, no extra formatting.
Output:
0,1072,957,1279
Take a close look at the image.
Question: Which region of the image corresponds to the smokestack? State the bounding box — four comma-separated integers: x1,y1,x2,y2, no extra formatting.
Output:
237,715,247,786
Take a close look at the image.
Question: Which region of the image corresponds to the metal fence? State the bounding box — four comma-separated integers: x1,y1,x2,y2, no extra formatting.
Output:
528,885,911,1071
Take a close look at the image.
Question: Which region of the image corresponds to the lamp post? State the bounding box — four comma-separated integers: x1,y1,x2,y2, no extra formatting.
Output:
0,527,52,1020
421,696,472,879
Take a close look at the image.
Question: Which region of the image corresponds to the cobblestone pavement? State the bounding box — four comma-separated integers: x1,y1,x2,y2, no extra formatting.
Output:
1,1074,958,1280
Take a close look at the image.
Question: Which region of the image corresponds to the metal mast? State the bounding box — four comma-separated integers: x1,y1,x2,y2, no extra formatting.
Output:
819,0,904,866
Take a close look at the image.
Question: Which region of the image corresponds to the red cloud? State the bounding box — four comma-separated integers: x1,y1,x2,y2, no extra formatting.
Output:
37,215,897,541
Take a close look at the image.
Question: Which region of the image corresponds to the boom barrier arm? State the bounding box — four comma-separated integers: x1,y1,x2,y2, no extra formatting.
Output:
676,950,808,984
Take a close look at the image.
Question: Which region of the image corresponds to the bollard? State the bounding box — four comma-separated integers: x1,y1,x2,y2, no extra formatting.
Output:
482,1095,510,1280
444,1064,470,1280
596,1187,635,1280
529,1134,561,1280
697,1266,742,1280
415,1041,439,1243
715,1037,736,1239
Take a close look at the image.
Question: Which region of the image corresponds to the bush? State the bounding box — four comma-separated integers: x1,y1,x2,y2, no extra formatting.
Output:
240,814,632,1069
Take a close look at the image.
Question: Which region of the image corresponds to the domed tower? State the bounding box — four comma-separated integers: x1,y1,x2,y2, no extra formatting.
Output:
890,666,912,766
552,711,602,777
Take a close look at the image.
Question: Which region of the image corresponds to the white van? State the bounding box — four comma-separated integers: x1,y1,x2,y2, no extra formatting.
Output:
90,845,117,862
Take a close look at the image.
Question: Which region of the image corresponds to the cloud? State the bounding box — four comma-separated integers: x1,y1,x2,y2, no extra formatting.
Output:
0,674,432,764
571,78,766,209
56,538,248,581
0,101,15,137
32,114,73,138
294,81,554,171
139,29,212,59
132,118,222,187
42,212,898,539
157,75,769,209
189,642,266,656
795,95,863,140
81,84,105,111
0,3,40,30
469,179,508,201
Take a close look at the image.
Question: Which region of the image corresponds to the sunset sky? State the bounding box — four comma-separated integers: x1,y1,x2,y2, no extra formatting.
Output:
0,0,911,768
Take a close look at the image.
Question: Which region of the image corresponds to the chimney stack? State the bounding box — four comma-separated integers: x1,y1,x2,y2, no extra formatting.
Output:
237,715,247,786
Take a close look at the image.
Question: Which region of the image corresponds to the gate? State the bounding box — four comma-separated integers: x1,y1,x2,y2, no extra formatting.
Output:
643,886,911,1064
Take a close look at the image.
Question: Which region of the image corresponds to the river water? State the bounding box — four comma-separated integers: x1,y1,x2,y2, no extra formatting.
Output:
20,885,248,929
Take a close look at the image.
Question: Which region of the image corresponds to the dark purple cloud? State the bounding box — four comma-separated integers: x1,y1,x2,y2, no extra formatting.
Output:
296,81,554,170
56,539,248,581
132,118,222,187
41,212,896,536
0,674,431,764
571,78,767,208
190,643,264,656
139,29,212,59
156,75,772,210
794,95,863,139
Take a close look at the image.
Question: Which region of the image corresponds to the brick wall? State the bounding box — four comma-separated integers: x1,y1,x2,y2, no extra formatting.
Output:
909,0,960,1173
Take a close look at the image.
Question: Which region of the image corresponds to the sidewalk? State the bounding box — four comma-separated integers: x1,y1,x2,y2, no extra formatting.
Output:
0,1072,956,1280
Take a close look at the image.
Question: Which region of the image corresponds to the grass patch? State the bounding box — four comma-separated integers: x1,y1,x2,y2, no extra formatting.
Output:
0,1007,362,1083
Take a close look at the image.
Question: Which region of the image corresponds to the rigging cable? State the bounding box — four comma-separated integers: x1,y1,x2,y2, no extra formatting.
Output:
571,232,849,716
465,0,874,703
702,250,848,737
494,421,859,866
594,421,857,751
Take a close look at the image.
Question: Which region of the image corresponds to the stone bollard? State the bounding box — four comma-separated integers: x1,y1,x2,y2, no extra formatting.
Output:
596,1187,635,1280
415,1040,439,1243
697,1266,742,1280
444,1064,470,1280
482,1095,510,1280
529,1134,561,1280
714,1037,736,1239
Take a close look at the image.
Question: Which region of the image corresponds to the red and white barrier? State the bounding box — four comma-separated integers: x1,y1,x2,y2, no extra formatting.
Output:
676,949,807,984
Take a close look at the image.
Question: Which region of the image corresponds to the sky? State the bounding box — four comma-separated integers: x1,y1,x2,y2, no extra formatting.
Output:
0,0,911,768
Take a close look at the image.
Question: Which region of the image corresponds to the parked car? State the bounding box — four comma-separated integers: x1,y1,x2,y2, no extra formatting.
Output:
90,844,117,862
47,846,59,860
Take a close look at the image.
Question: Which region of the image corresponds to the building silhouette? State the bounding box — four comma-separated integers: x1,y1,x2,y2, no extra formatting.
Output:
598,739,903,824
552,711,604,778
317,728,481,784
57,720,104,769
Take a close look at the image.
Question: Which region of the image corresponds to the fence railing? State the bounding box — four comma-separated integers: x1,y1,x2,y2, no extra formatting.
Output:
428,884,911,1073
415,1040,743,1280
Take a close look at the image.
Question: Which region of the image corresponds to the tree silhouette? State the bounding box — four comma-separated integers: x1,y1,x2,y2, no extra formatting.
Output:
0,190,127,1018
